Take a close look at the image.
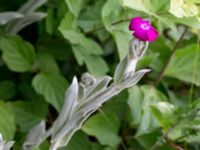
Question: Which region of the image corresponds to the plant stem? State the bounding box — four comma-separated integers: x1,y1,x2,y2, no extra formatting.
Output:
175,129,198,142
120,140,128,150
151,124,177,150
170,143,184,150
84,18,131,35
153,27,188,87
85,12,169,35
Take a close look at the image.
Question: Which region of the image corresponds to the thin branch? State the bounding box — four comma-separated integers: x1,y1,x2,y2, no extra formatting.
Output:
153,27,188,87
85,12,169,35
151,123,177,150
170,143,184,150
120,140,129,150
175,130,198,142
84,18,131,35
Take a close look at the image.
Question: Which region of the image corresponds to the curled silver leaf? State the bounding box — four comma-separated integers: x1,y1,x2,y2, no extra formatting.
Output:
19,0,47,14
81,73,96,88
129,38,149,59
50,107,97,149
83,76,112,100
121,69,151,89
114,38,148,84
0,12,23,25
6,12,47,35
3,0,47,35
23,120,46,150
114,55,128,84
0,133,15,150
52,77,79,139
77,83,86,101
2,141,15,150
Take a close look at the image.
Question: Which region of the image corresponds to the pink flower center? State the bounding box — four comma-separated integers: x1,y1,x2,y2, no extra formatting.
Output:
140,23,150,30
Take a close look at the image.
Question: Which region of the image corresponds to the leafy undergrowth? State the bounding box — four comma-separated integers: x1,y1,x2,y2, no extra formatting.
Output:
0,0,200,150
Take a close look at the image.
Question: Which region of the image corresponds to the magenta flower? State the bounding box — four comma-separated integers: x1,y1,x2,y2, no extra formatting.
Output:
129,17,158,42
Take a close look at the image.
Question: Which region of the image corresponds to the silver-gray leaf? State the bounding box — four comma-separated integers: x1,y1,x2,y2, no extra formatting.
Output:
50,109,97,149
0,12,23,25
84,76,112,100
77,83,86,101
114,55,128,84
129,38,149,59
0,134,14,150
19,0,47,14
81,73,96,88
121,69,150,88
6,12,46,35
23,120,46,150
52,77,78,139
3,141,15,150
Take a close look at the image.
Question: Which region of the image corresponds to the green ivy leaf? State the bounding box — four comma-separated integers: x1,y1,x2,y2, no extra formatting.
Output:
102,90,128,121
150,102,177,129
101,0,122,32
59,12,77,31
102,0,132,60
122,0,177,31
154,14,177,32
112,29,132,60
82,112,121,148
128,86,170,149
59,12,103,55
157,14,200,29
0,80,16,100
9,99,48,132
136,129,161,149
83,53,109,76
127,86,144,126
65,0,83,18
0,101,15,140
45,8,57,34
104,147,118,150
34,53,60,73
122,0,150,13
165,44,200,86
45,0,68,34
60,131,92,150
60,30,102,55
122,0,169,14
169,0,198,18
72,45,109,76
177,16,200,29
37,38,72,61
0,35,36,72
59,11,109,75
128,85,168,136
78,0,104,32
32,72,68,111
72,45,84,65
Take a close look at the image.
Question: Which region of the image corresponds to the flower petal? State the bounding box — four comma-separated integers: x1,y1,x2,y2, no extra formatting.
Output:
147,27,158,42
143,20,151,24
129,17,158,42
133,29,148,41
129,17,142,31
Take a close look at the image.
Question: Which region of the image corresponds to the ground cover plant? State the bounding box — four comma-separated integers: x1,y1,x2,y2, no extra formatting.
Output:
0,0,200,150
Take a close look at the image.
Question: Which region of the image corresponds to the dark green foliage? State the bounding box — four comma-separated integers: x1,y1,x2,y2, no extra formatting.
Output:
0,0,200,149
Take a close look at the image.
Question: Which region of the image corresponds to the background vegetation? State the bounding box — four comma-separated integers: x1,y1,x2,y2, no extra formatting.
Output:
0,0,200,149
